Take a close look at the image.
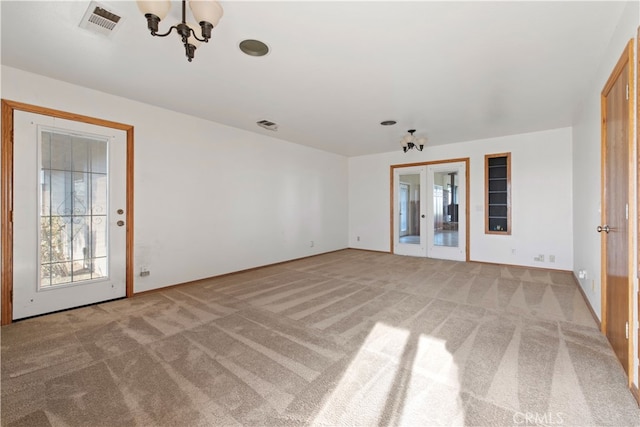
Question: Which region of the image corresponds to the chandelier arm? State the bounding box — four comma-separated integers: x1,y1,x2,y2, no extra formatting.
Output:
188,27,209,43
151,25,179,38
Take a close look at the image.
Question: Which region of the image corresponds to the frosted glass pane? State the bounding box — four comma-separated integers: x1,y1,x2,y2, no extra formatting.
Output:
91,174,107,215
40,264,51,288
50,262,73,285
49,133,72,171
50,170,72,216
39,129,110,288
41,132,51,170
40,169,51,216
91,140,107,174
92,216,107,258
72,138,90,172
70,216,89,262
92,258,108,280
72,172,90,216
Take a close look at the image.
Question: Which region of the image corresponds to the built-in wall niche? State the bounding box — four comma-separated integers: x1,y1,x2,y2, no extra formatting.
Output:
485,153,511,234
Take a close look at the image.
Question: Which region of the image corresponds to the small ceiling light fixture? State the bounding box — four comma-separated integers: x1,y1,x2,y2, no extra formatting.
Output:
137,0,223,62
239,39,270,57
400,129,427,153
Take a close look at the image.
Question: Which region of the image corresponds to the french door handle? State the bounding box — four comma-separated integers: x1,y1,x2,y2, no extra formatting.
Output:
597,225,610,233
117,220,125,227
421,214,425,218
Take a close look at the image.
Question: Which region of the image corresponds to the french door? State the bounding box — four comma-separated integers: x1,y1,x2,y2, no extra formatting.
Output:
12,110,128,319
393,167,426,256
393,161,467,261
426,162,466,261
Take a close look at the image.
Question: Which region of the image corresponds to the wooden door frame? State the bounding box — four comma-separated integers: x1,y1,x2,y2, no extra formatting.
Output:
390,158,470,261
1,99,134,325
600,39,635,386
636,27,640,405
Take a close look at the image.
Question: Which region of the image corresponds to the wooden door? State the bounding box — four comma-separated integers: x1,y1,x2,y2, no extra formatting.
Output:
601,40,634,381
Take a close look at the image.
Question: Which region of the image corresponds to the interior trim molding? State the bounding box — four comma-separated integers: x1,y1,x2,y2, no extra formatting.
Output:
134,248,349,297
571,273,601,330
631,382,639,407
0,99,135,325
636,26,640,403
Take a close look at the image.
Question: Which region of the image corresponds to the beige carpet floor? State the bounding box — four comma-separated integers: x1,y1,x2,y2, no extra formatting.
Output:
2,249,639,426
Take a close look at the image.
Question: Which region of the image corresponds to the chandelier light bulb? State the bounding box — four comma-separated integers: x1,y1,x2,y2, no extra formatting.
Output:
190,0,224,26
136,0,171,20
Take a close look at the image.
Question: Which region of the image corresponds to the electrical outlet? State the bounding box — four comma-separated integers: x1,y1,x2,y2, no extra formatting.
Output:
357,236,360,242
511,248,516,255
140,270,150,277
310,240,314,247
549,255,555,263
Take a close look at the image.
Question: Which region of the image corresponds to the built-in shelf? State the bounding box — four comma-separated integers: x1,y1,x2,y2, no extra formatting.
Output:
485,153,511,234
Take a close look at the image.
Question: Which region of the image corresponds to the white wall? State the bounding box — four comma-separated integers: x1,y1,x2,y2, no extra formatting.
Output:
1,66,348,293
349,127,574,270
572,0,639,388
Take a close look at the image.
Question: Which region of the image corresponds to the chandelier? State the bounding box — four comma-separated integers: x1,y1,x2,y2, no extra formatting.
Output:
400,129,427,153
137,0,224,62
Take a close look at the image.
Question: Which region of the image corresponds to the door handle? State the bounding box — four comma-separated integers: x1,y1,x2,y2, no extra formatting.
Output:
597,225,610,233
117,220,125,227
421,214,425,218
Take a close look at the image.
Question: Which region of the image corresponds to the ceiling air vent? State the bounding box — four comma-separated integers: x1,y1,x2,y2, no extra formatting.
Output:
257,120,278,131
79,2,124,38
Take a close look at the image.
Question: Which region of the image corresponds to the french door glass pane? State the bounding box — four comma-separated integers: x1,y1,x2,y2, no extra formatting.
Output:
398,174,420,245
433,171,459,247
400,184,409,233
39,130,109,289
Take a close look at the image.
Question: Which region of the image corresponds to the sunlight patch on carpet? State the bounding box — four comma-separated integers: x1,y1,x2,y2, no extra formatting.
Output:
311,322,464,426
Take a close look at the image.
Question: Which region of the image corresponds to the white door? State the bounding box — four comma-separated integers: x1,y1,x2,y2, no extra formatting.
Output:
13,111,127,319
393,167,426,256
426,162,466,261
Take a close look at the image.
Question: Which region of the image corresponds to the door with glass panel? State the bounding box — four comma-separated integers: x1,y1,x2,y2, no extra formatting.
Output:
426,162,466,261
393,167,426,256
13,111,127,319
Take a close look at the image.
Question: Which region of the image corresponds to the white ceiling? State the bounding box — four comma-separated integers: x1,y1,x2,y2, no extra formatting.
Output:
0,1,629,156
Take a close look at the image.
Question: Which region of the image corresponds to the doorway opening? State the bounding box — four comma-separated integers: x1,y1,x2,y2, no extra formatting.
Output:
1,100,134,325
390,158,469,261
